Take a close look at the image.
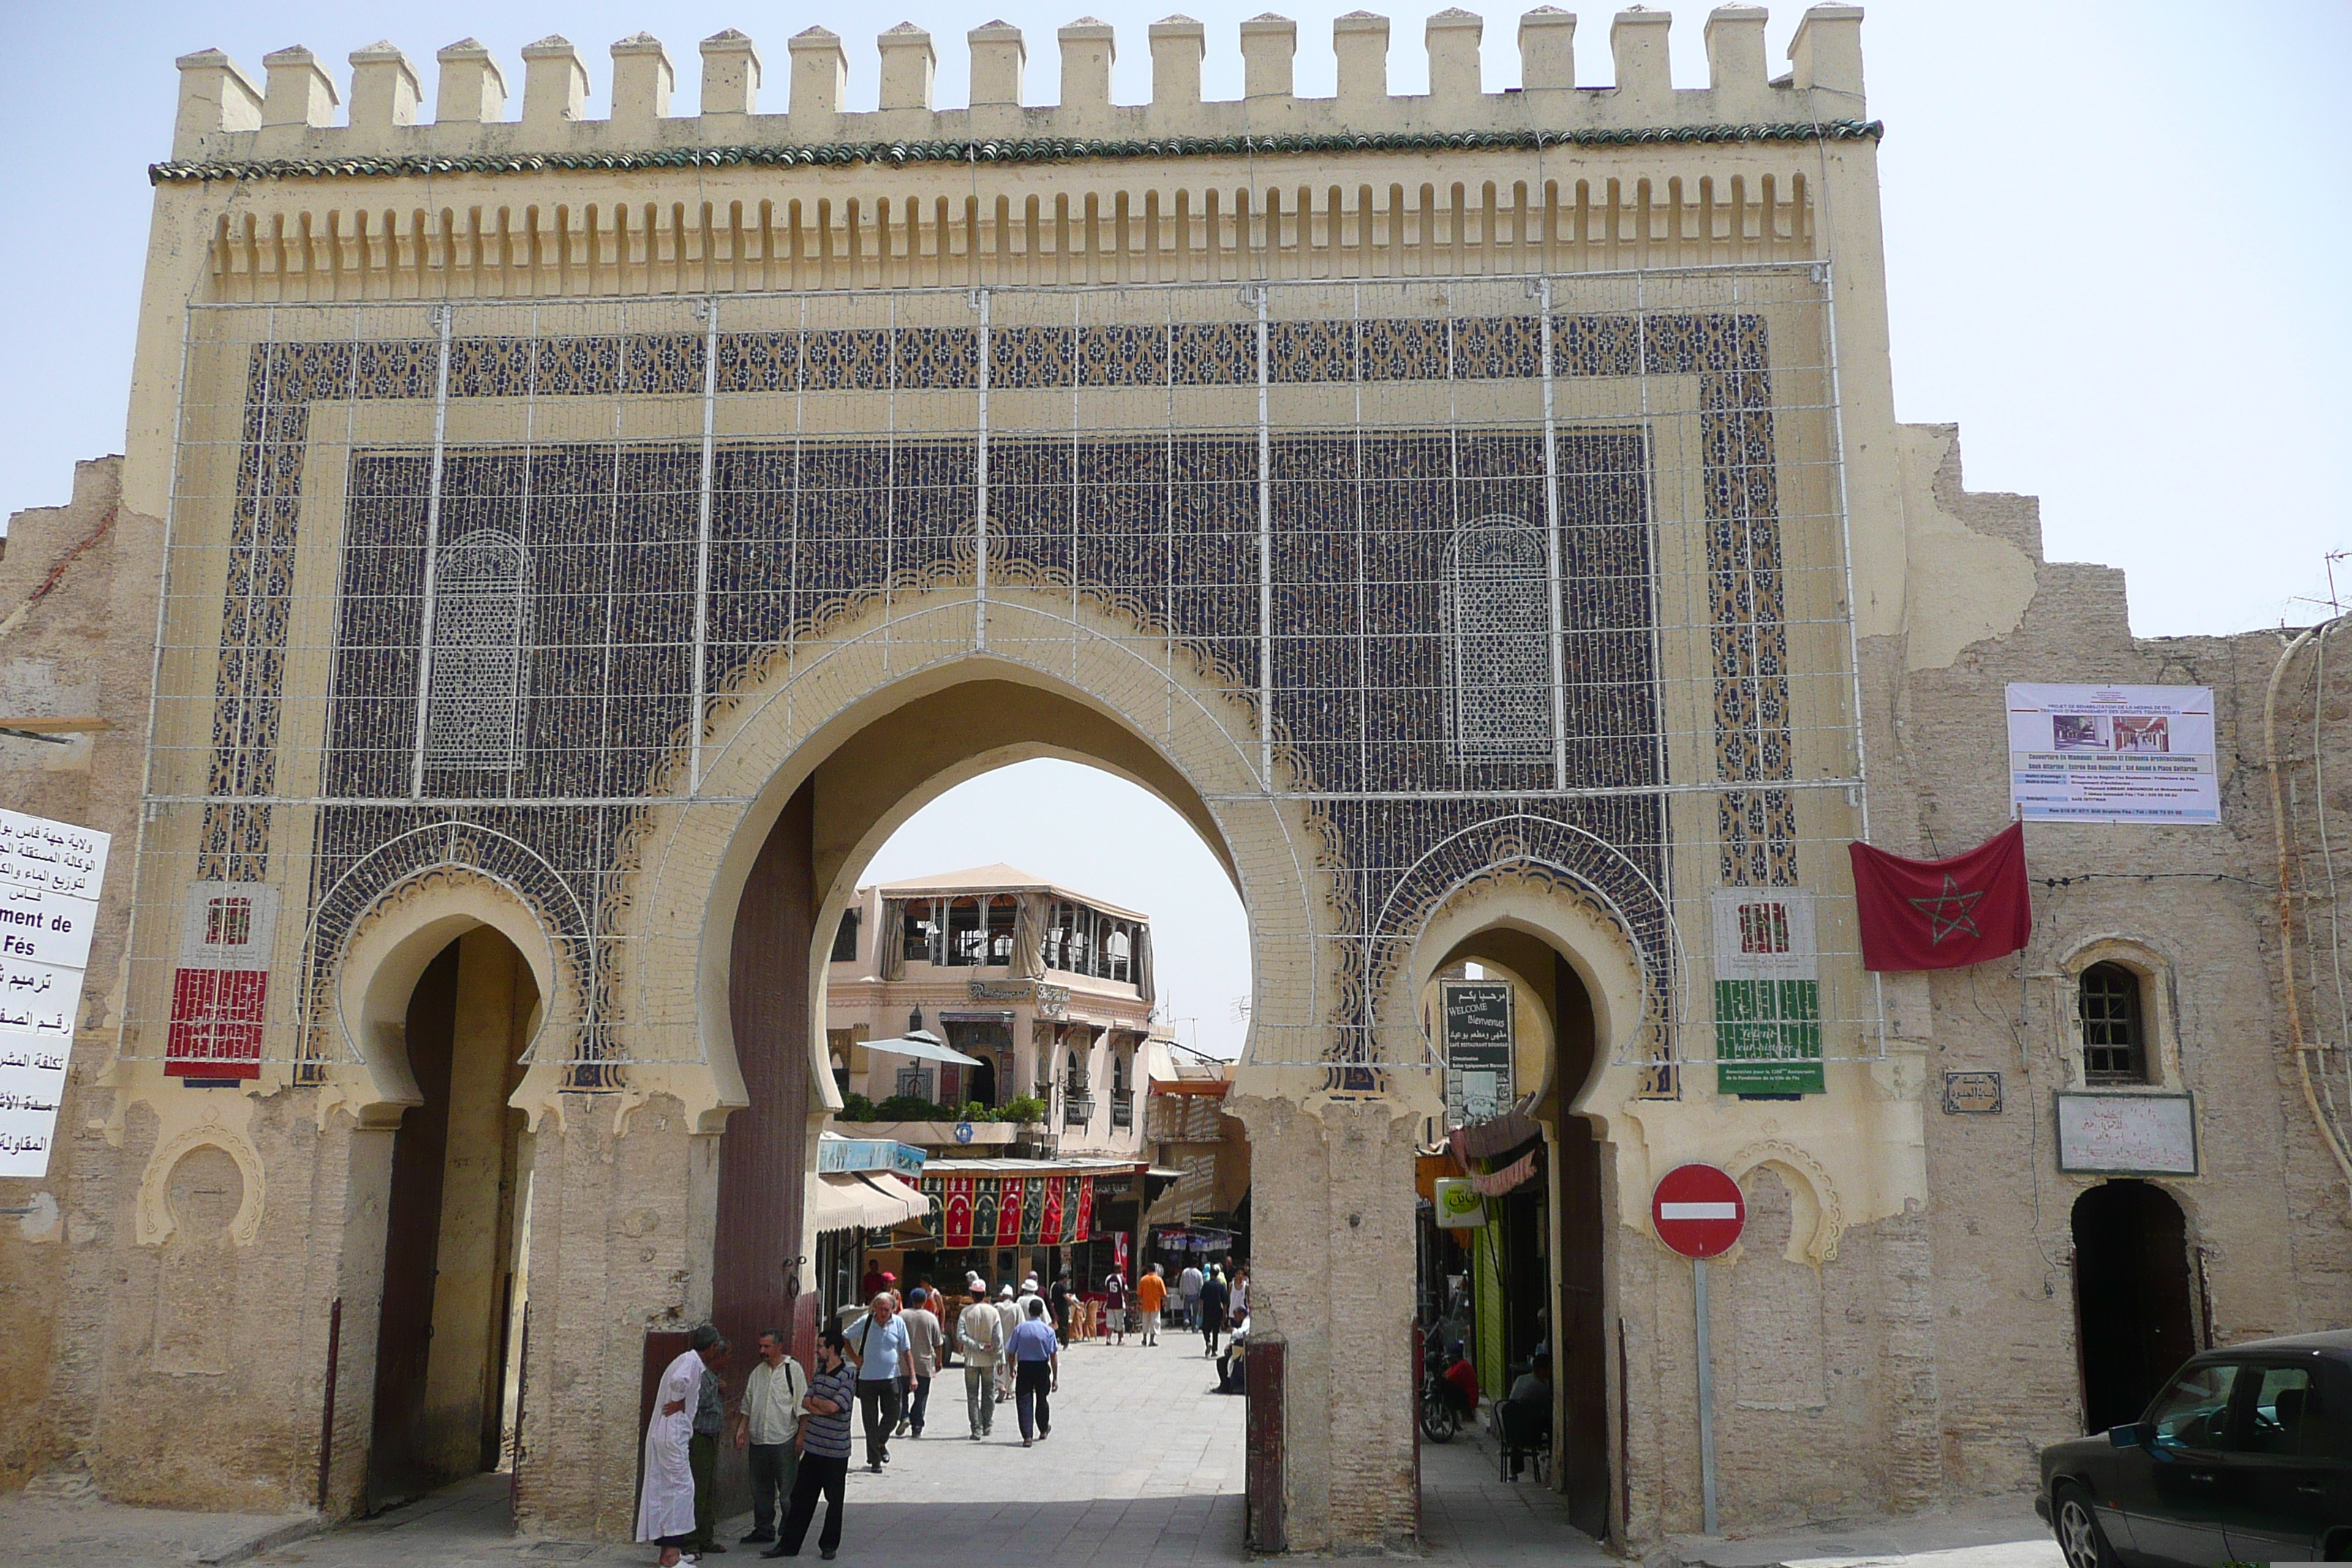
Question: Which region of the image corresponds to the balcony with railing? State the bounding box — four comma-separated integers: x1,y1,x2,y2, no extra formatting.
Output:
1109,1089,1134,1128
1062,1078,1096,1126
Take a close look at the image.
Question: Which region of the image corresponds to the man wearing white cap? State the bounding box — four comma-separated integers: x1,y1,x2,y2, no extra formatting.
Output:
957,1281,1006,1439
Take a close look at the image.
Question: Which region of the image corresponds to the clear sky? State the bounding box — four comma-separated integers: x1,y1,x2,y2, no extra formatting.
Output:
7,1,2343,1055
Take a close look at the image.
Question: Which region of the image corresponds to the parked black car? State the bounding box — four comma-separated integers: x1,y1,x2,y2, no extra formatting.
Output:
2038,1330,2352,1566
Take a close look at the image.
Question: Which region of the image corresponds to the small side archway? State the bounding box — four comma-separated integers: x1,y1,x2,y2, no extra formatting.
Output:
313,867,559,1512
1403,867,1650,1545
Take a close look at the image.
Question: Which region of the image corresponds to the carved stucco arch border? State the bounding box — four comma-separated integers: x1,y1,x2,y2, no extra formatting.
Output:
135,1109,265,1248
1727,1138,1847,1266
312,854,574,1129
608,584,1344,1128
1389,858,1657,1128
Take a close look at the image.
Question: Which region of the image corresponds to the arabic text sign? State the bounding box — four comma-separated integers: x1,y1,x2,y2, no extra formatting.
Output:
2007,685,2218,824
0,807,110,900
0,810,110,1178
0,1025,72,1175
2055,1092,2198,1175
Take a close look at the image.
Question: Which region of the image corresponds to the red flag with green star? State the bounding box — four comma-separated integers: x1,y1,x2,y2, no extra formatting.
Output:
1847,823,2033,971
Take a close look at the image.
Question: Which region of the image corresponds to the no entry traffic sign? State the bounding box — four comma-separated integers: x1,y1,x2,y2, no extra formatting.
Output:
1652,1164,1745,1259
1654,1161,1745,1534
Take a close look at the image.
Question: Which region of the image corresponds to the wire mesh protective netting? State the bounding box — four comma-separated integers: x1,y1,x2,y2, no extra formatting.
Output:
130,264,1874,1092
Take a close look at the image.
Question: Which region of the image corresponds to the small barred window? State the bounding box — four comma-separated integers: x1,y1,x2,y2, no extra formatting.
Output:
2079,962,2149,1083
1445,515,1553,764
423,531,530,771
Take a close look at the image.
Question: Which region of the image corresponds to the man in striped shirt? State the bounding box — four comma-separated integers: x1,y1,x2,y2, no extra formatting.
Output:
762,1327,855,1561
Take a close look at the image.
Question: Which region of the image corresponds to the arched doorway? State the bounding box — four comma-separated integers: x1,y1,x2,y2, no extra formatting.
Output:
1415,922,1612,1545
367,926,541,1508
701,671,1264,1516
2073,1180,2197,1432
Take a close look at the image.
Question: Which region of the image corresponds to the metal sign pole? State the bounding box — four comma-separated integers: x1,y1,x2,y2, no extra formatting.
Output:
1695,1255,1718,1534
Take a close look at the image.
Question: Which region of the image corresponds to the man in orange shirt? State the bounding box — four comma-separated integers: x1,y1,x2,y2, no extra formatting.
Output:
1134,1263,1167,1347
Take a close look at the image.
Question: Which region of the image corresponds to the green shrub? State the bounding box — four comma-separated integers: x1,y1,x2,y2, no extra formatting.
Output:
998,1094,1047,1125
840,1092,877,1122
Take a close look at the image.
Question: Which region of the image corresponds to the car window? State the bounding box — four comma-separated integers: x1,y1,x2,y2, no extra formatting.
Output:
2243,1365,2313,1456
2309,1370,2352,1460
2147,1363,2239,1452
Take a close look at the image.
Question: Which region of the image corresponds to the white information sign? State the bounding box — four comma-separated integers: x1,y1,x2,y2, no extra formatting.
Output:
0,809,110,1179
2007,684,2218,825
0,883,100,970
2055,1092,2198,1175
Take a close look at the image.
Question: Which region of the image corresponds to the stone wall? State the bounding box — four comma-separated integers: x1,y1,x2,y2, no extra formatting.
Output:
0,456,161,1494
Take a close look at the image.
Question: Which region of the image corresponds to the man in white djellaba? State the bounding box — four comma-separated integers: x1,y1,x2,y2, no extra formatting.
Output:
639,1324,725,1565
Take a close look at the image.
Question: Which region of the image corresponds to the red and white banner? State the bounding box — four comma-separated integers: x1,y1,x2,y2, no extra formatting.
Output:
166,882,279,1079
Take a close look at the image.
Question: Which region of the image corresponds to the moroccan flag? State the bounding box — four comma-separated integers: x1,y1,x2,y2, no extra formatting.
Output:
1848,823,2032,971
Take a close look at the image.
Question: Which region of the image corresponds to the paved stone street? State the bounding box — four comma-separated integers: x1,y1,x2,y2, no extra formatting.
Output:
0,1340,2059,1567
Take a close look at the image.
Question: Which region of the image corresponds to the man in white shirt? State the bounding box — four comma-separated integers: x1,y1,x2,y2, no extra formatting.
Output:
957,1284,1007,1439
992,1284,1022,1403
734,1328,807,1547
1178,1264,1205,1330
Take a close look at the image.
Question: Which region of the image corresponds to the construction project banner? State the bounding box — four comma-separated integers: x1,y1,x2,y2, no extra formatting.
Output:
0,808,110,1177
2006,683,2218,824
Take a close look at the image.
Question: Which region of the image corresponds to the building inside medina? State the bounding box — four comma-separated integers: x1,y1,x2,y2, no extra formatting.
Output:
1,3,2348,1552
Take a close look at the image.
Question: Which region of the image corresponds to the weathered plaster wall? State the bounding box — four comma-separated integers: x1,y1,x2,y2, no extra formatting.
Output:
0,457,161,1494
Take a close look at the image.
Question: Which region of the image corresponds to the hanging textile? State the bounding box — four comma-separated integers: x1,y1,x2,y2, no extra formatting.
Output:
943,1175,975,1246
995,1180,1023,1248
1848,823,2033,971
878,899,907,980
1074,1175,1095,1243
1041,1176,1066,1243
1133,926,1154,1004
1011,892,1047,979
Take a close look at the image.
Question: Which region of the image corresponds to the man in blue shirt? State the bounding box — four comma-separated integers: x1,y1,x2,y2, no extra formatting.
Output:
845,1293,914,1472
1006,1296,1061,1448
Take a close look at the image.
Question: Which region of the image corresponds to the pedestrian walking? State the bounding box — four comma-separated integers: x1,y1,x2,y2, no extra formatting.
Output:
1199,1267,1230,1357
993,1284,1022,1403
761,1328,856,1562
1007,1296,1060,1447
899,1286,942,1437
637,1324,723,1567
844,1292,913,1472
1104,1270,1129,1346
1178,1262,1203,1330
736,1329,807,1547
1135,1264,1166,1346
1232,1264,1250,1318
687,1335,729,1556
957,1282,1006,1438
1048,1275,1076,1343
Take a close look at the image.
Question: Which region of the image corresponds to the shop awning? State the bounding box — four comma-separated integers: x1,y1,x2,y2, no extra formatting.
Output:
813,1170,934,1235
863,1030,984,1067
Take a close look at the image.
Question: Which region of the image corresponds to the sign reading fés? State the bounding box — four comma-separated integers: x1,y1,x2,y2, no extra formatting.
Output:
2007,684,2219,824
1441,979,1514,1126
0,808,110,1178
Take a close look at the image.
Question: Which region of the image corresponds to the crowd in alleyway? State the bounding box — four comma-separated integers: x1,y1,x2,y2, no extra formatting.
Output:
636,1262,1250,1563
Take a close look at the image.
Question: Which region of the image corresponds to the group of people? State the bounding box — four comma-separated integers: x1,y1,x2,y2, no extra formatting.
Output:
637,1322,859,1564
636,1259,1254,1564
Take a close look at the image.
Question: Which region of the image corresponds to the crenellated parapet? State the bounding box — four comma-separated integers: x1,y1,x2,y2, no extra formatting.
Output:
160,6,1872,176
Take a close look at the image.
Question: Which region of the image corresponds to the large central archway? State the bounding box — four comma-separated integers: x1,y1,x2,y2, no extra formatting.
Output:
606,586,1340,1518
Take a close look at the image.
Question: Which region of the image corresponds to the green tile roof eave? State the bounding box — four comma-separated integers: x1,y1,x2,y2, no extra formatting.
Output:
149,120,1883,185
